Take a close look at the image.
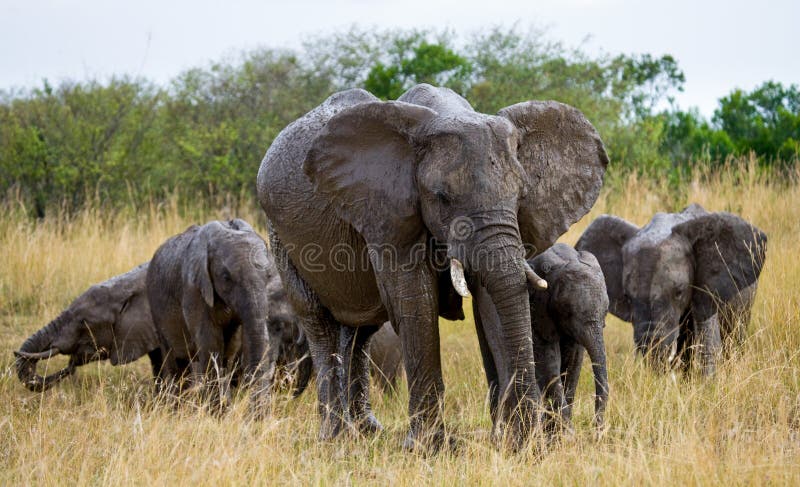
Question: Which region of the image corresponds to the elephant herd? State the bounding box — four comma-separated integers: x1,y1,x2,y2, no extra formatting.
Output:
13,84,767,453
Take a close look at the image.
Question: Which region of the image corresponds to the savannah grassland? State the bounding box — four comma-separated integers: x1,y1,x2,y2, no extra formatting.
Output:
0,160,798,485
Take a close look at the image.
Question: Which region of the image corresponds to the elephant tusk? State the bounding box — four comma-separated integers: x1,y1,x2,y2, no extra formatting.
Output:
450,258,471,298
14,347,60,360
524,262,548,290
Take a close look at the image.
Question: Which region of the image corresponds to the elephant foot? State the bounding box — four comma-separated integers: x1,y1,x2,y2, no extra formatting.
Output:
542,412,573,439
353,412,383,436
700,359,717,377
491,412,543,453
318,413,347,441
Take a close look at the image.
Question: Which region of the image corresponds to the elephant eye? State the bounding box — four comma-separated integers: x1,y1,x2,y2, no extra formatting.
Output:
435,190,451,204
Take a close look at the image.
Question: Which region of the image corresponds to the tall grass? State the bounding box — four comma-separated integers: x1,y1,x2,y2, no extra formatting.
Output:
1,158,798,484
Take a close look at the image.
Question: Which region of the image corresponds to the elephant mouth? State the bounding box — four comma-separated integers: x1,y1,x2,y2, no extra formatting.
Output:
14,347,87,392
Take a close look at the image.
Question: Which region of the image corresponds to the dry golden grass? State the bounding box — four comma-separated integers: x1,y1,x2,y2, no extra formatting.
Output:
1,159,799,485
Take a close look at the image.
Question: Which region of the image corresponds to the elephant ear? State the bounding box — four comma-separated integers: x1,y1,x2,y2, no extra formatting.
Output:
183,226,215,307
304,101,438,247
529,244,570,281
110,292,158,365
576,215,639,321
499,101,608,255
673,213,767,321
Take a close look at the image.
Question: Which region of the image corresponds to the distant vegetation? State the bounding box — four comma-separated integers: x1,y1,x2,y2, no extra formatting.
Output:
1,26,797,216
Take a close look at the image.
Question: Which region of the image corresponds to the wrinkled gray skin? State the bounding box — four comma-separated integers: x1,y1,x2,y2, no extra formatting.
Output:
576,204,767,375
526,243,609,430
147,219,278,413
257,83,607,449
14,263,160,392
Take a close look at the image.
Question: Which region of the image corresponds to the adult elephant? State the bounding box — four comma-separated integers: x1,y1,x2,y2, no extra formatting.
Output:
576,204,767,375
257,84,608,450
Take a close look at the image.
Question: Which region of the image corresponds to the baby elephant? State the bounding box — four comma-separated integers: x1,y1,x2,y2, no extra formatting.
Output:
148,219,277,413
14,263,160,392
528,243,609,429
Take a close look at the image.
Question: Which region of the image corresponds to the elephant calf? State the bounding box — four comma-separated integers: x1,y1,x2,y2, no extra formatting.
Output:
147,219,281,414
576,204,767,375
14,263,161,392
527,243,609,429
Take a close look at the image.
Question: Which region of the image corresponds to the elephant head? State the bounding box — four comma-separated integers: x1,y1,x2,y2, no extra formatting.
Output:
14,263,157,392
576,204,767,371
304,84,607,441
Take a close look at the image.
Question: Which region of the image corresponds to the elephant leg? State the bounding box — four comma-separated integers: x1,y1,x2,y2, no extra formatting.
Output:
695,313,722,377
304,309,346,440
534,336,564,433
375,260,443,451
472,297,500,426
191,324,228,413
269,229,346,439
153,330,183,398
560,338,583,425
147,348,164,382
339,324,382,435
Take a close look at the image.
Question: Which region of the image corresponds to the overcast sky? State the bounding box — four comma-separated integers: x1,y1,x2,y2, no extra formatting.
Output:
1,0,797,117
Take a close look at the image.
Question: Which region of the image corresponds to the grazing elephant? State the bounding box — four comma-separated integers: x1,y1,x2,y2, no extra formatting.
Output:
257,83,607,449
576,204,767,375
14,263,160,392
147,219,278,413
527,243,609,430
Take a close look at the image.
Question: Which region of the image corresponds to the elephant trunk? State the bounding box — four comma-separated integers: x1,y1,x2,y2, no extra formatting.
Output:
585,328,609,427
480,257,540,447
14,312,75,392
634,322,678,372
237,295,274,401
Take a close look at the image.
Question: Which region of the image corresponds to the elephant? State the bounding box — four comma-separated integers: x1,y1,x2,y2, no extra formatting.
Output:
14,263,160,392
576,204,767,375
527,243,609,430
257,83,607,449
368,322,402,391
147,218,281,414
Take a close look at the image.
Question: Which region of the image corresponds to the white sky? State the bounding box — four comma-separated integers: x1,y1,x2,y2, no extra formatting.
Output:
1,0,797,117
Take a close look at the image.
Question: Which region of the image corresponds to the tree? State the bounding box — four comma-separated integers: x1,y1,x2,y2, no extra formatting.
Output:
714,81,800,161
364,40,472,99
